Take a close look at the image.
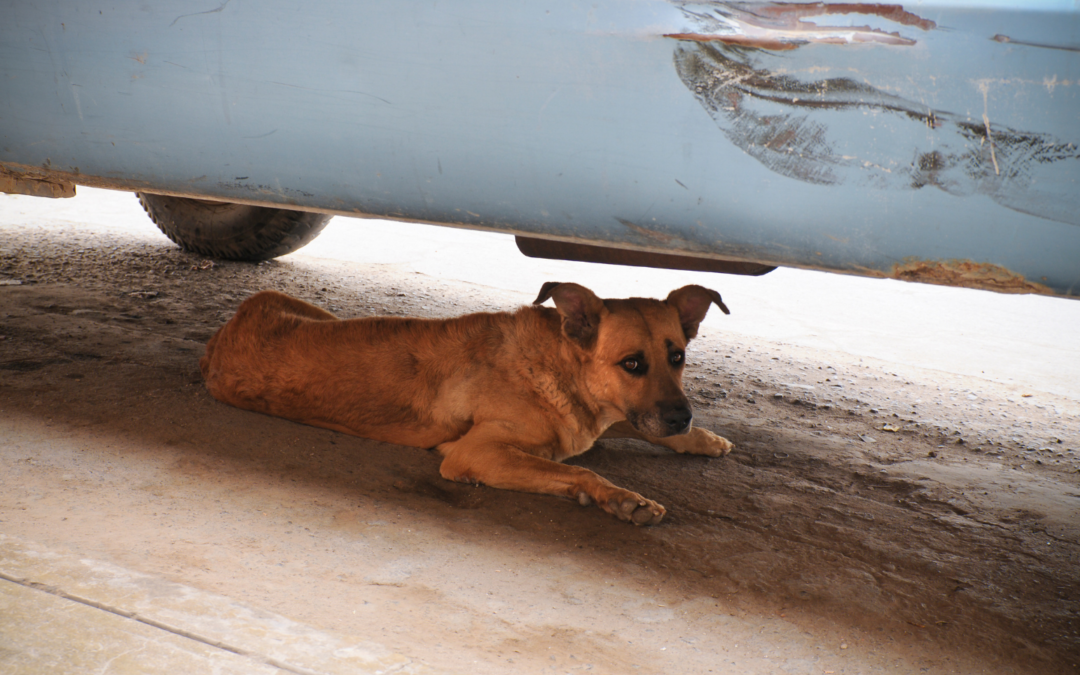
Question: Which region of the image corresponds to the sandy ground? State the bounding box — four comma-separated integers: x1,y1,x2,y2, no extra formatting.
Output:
1,188,1079,674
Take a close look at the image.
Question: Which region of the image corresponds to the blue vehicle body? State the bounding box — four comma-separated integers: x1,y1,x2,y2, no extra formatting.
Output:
2,1,1078,296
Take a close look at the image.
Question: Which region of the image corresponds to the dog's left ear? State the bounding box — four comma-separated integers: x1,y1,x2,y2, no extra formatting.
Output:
533,282,607,346
665,285,730,340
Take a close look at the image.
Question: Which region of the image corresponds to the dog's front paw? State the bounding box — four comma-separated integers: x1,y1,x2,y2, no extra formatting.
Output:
615,496,666,526
583,487,665,525
666,427,734,457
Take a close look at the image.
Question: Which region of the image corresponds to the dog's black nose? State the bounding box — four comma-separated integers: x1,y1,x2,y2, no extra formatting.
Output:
663,405,692,433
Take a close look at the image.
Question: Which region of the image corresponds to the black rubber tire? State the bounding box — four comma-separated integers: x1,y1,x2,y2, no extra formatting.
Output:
136,193,332,261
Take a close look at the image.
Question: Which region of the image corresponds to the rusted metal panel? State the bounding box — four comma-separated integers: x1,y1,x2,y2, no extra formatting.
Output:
1,1,1077,297
0,167,76,199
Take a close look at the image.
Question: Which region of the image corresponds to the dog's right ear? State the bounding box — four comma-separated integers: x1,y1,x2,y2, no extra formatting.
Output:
533,282,606,346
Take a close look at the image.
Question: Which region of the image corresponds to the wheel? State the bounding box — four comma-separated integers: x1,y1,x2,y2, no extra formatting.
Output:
136,193,332,261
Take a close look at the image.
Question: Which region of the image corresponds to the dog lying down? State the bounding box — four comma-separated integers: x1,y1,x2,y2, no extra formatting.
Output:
201,282,734,525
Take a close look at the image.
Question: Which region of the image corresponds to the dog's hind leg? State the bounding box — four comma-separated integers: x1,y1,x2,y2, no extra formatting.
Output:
437,427,666,525
602,420,734,457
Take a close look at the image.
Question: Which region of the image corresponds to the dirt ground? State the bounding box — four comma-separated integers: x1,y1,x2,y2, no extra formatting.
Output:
1,190,1079,674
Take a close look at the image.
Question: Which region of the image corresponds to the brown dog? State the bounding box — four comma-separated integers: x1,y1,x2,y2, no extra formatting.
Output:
200,282,733,525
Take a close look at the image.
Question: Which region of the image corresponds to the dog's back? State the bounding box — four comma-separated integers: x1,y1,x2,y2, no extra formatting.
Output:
201,290,333,390
200,290,563,447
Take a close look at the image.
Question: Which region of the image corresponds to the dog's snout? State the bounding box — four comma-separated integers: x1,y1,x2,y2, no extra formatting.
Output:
663,405,692,434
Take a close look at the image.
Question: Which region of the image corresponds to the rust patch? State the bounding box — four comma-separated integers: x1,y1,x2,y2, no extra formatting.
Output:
891,260,1053,295
666,2,934,50
616,217,677,245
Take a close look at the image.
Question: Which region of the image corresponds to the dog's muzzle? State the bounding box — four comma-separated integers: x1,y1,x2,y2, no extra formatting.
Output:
662,405,693,435
628,401,693,437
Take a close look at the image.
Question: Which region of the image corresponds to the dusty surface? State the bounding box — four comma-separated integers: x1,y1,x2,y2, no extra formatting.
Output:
1,189,1079,674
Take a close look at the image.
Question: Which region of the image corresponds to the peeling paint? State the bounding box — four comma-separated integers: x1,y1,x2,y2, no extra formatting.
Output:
666,2,935,50
891,260,1053,295
673,41,1080,226
754,3,935,31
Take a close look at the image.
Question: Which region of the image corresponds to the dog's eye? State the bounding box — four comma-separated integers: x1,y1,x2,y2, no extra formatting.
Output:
622,358,640,372
669,351,684,366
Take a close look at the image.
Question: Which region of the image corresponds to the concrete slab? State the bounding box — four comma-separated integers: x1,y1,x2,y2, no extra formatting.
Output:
0,535,437,675
0,580,284,675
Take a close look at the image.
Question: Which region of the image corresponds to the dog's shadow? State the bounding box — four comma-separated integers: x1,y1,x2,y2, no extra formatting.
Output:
0,319,1067,673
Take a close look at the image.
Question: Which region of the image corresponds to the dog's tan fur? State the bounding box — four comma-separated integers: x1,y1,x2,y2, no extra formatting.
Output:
200,282,733,525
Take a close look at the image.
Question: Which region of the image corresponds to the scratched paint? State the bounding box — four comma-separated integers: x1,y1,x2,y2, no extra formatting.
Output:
991,34,1080,54
672,39,1080,226
667,2,935,49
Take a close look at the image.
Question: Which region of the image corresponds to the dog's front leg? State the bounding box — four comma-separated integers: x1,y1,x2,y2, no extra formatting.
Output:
602,420,734,457
437,427,666,526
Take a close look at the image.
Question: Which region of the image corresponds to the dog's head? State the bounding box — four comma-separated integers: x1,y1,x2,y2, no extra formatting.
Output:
533,282,729,437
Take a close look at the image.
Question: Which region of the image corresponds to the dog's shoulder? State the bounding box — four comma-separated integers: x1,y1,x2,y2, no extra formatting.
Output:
426,304,562,349
509,303,562,336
